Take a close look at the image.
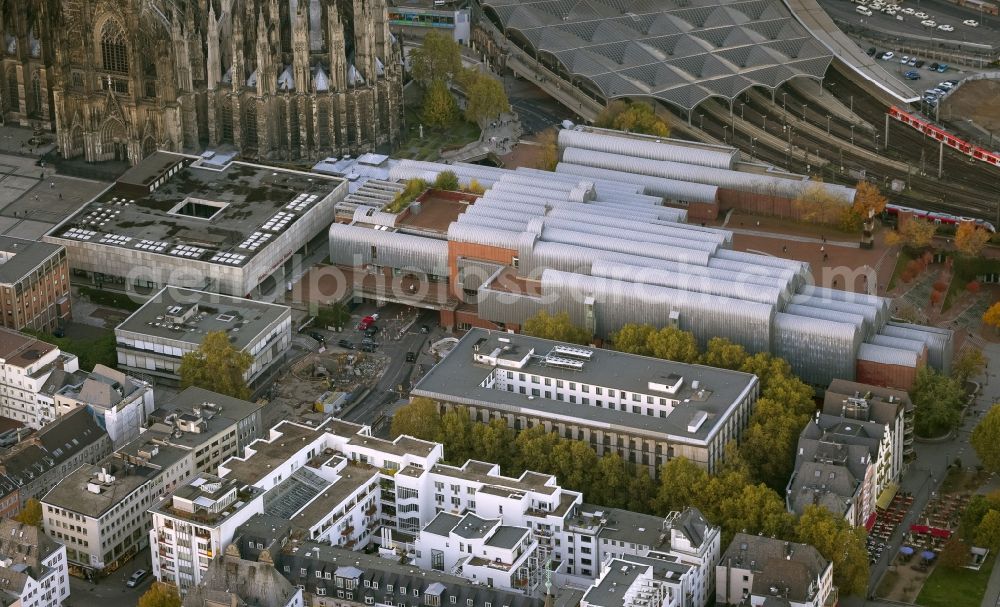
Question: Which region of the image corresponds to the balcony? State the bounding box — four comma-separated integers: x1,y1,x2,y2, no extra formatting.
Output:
365,505,378,516
341,526,355,537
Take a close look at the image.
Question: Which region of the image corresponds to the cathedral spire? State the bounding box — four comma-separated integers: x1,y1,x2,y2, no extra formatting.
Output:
292,0,311,92
206,3,221,90
231,1,246,91
327,1,347,90
255,11,274,94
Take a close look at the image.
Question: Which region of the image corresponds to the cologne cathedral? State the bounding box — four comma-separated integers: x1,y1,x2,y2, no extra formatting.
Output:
1,0,404,164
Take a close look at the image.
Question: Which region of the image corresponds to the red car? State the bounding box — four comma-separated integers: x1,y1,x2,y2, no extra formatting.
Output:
357,314,378,330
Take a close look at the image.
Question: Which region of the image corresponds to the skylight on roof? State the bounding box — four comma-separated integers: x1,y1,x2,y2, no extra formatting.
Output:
64,228,97,241
261,211,295,232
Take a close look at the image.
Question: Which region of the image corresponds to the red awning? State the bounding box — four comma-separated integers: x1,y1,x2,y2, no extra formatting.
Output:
930,528,953,538
865,512,878,532
910,524,929,534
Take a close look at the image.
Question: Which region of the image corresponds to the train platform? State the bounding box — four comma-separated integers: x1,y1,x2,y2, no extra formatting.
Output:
784,0,921,103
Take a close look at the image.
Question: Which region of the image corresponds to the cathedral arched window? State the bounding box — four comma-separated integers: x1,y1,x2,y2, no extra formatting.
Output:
5,68,17,112
100,21,129,74
30,71,41,116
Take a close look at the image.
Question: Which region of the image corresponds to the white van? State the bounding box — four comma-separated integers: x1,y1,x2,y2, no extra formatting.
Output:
856,5,873,15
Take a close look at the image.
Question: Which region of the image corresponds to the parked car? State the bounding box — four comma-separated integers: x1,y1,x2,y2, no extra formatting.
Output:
915,11,928,17
914,60,925,68
899,54,911,63
937,63,949,72
904,70,921,80
939,81,955,89
364,325,380,338
127,570,149,588
856,6,873,15
928,62,939,70
405,352,417,363
938,23,954,31
867,46,878,55
964,19,980,26
309,331,325,344
337,339,354,349
882,51,895,60
920,19,936,26
907,57,918,66
357,313,379,331
901,6,915,13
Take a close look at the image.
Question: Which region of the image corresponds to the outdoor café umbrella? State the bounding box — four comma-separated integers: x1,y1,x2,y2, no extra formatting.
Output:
921,551,937,560
899,546,914,555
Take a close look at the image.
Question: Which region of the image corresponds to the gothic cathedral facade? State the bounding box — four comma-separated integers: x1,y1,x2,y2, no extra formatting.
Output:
1,0,404,164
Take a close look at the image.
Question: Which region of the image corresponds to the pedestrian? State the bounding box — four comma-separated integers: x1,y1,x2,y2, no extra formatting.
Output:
823,253,828,261
58,193,62,200
782,245,787,253
820,245,825,253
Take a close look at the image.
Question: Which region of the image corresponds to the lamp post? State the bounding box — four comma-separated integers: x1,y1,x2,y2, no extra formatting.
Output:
762,115,767,133
782,93,788,122
723,125,729,143
699,113,704,130
851,124,856,146
802,104,808,121
827,114,832,135
739,103,745,120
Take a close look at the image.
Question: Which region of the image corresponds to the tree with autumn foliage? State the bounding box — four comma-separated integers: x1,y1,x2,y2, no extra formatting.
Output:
984,301,1000,330
793,182,851,226
886,216,936,249
955,221,992,257
595,101,670,137
536,129,560,171
853,181,888,218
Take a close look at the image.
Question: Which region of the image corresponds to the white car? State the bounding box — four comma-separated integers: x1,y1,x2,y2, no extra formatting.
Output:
964,18,980,26
882,50,895,60
915,11,928,17
921,19,936,26
939,81,955,89
902,6,915,13
938,23,954,31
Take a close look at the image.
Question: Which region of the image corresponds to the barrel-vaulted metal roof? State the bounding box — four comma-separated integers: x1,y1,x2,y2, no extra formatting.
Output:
483,0,833,111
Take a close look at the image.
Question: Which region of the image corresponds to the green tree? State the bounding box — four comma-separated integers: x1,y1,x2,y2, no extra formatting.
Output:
654,457,709,513
795,505,870,596
178,331,252,399
409,32,462,86
14,498,42,527
138,583,182,607
738,398,810,490
471,419,515,471
315,302,351,330
421,79,458,128
972,406,1000,473
522,310,591,344
976,509,1000,550
610,324,656,356
589,453,632,509
626,471,657,513
646,326,700,363
701,337,748,370
464,72,510,125
715,479,795,545
952,346,986,384
962,494,996,538
439,406,475,462
433,170,460,191
390,397,442,441
912,367,964,438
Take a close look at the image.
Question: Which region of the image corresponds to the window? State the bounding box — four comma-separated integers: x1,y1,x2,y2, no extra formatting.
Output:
100,21,129,74
318,589,327,596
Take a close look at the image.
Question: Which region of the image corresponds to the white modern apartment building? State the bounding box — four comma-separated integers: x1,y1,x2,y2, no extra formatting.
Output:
200,418,720,601
55,364,154,447
41,387,263,576
0,328,78,429
582,557,681,607
0,520,69,607
716,534,836,607
414,512,538,591
150,473,265,589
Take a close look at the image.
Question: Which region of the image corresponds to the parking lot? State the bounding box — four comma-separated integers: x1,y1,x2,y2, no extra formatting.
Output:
820,0,1000,42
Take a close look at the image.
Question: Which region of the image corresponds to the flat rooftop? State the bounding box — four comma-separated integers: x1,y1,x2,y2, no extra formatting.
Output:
49,153,342,267
115,286,289,350
0,236,62,285
42,452,184,518
397,191,475,234
0,329,56,369
412,328,758,445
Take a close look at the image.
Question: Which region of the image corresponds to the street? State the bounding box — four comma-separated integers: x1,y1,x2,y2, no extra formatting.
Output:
68,547,152,607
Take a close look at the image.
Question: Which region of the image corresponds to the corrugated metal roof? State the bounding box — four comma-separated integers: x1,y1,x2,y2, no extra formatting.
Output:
455,213,529,232
870,334,927,354
784,304,868,334
562,147,857,203
540,226,711,266
857,343,919,367
559,129,737,170
447,222,522,250
541,217,720,253
593,260,783,306
556,162,719,204
328,223,448,274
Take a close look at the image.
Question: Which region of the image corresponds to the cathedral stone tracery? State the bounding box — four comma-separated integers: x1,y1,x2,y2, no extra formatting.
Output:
1,0,404,164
